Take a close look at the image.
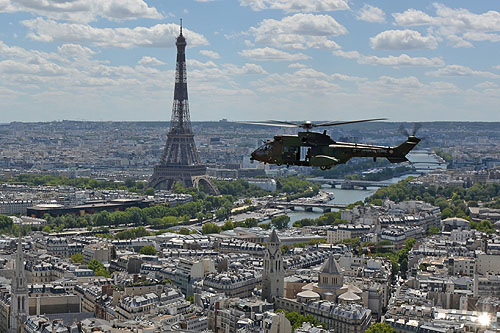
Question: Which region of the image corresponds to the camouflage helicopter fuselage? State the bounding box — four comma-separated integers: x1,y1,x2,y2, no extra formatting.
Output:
250,131,420,170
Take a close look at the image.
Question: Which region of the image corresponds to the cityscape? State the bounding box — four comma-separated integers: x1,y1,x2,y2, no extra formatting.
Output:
2,1,500,333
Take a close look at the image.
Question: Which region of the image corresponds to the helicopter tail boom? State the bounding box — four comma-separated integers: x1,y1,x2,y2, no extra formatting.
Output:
387,136,421,163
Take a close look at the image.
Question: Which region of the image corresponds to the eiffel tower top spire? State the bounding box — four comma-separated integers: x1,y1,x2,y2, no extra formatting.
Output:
170,19,191,135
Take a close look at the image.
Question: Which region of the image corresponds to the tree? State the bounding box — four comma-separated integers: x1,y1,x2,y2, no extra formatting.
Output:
178,227,190,235
94,267,111,278
365,322,394,333
139,245,157,255
244,218,258,228
144,187,155,196
0,215,13,230
124,178,136,188
71,253,83,264
428,226,440,235
202,222,221,234
88,259,104,272
260,223,271,230
222,219,235,231
271,215,290,229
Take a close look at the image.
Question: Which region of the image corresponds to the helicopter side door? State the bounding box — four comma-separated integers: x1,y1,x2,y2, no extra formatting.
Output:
282,145,298,163
299,146,311,162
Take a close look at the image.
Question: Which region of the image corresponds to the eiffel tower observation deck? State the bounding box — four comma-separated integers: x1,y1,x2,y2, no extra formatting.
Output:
149,22,218,195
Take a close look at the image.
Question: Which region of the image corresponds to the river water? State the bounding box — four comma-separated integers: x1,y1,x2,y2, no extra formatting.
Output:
267,150,446,226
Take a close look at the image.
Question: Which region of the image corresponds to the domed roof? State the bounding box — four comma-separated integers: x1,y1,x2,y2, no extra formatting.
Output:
338,290,361,301
348,285,363,294
442,217,469,223
297,290,320,299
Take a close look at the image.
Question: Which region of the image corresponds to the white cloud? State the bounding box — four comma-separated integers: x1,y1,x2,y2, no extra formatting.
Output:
58,44,95,60
239,47,310,61
0,59,74,76
188,59,218,68
138,56,165,66
361,54,444,67
393,4,500,48
357,5,385,23
393,9,434,26
475,81,498,89
334,50,444,67
248,13,346,49
22,19,209,49
240,0,349,13
333,50,361,59
0,0,162,23
200,50,220,59
288,63,308,68
331,73,366,81
370,29,438,50
463,32,500,43
223,63,268,75
427,65,500,79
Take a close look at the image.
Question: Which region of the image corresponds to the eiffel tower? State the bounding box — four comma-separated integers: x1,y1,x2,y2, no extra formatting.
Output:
149,22,219,195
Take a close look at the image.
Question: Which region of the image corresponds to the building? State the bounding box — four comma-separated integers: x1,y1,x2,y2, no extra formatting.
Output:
275,298,372,331
202,270,261,298
10,234,29,333
313,255,345,302
327,224,373,244
83,243,115,265
173,258,215,297
261,229,284,302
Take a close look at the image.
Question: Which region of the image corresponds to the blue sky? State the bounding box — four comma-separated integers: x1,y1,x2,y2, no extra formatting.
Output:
1,0,499,122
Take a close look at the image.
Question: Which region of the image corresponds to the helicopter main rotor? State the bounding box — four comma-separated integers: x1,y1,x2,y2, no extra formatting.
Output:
242,118,387,131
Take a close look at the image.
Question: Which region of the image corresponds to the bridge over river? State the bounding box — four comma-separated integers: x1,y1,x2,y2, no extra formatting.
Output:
307,177,395,189
267,201,347,212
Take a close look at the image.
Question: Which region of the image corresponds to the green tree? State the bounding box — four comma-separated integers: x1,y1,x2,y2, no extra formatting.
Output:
202,222,221,234
178,227,190,235
260,222,271,230
139,245,157,255
365,322,395,333
144,187,155,196
428,226,440,235
71,253,83,264
94,267,111,278
0,215,13,230
88,259,104,271
271,215,290,229
244,218,258,228
222,219,235,231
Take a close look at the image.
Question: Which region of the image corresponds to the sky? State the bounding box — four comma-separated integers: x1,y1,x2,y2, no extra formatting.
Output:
1,0,500,123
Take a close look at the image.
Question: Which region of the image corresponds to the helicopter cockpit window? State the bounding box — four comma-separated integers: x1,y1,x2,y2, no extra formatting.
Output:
260,143,272,151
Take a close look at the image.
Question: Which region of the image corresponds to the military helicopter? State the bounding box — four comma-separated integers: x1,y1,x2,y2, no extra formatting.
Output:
247,119,421,170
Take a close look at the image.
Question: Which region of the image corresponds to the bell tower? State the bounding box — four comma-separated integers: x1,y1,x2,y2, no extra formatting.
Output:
261,229,284,302
10,233,28,333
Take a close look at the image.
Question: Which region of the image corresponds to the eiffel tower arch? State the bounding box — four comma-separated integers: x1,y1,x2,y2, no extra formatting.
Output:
149,23,219,195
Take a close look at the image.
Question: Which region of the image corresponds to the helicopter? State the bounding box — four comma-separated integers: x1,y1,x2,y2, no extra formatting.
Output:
247,119,421,170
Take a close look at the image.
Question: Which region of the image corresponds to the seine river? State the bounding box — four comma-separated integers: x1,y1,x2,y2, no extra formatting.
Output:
267,150,446,226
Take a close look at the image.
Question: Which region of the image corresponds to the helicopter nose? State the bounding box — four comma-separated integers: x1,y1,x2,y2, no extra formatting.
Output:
251,148,266,162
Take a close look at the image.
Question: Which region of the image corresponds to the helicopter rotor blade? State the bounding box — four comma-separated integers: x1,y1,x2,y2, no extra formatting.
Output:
238,121,298,128
399,124,410,137
412,123,422,136
314,118,387,127
267,120,303,126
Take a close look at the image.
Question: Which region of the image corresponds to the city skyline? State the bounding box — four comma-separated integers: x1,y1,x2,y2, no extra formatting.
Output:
1,1,500,122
